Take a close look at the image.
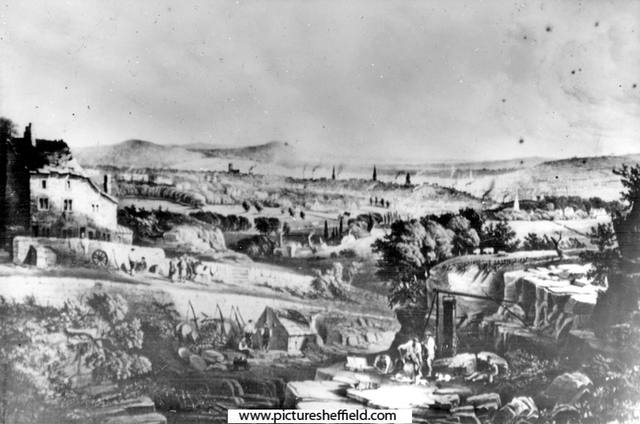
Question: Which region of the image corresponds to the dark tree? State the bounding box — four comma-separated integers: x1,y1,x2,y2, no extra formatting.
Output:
288,207,295,217
242,200,251,213
386,200,390,208
405,172,411,186
481,221,520,252
339,216,344,236
373,165,377,181
613,164,640,260
324,220,329,240
254,201,264,213
332,166,336,180
370,197,373,205
300,210,306,220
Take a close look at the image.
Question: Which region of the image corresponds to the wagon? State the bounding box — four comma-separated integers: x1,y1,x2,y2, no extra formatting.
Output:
91,249,109,267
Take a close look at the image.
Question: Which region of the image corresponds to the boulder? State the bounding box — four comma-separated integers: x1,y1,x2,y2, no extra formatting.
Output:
536,372,592,409
189,355,207,371
346,336,359,347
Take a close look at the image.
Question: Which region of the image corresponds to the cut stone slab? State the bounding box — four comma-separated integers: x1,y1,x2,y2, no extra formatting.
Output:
104,413,167,424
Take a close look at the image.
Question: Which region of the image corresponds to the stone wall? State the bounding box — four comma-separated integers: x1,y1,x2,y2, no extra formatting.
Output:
12,236,165,269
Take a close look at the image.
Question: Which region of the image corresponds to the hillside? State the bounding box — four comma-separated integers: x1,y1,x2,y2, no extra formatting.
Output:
434,154,640,202
76,139,205,168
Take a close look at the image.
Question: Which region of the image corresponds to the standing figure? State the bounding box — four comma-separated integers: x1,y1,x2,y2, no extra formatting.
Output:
177,256,186,281
128,248,137,275
168,258,176,281
398,337,422,380
424,331,436,377
261,324,272,352
243,319,255,348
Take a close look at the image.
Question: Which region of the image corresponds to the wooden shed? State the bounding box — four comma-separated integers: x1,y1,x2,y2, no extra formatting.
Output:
254,307,317,355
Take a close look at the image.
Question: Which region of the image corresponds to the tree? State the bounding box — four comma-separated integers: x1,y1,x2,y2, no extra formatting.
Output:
339,216,344,236
612,164,640,260
405,172,411,186
523,233,555,251
254,201,264,213
446,216,480,256
579,164,640,329
332,166,336,180
373,165,377,181
300,210,306,220
481,221,520,252
324,220,329,240
288,207,295,218
242,200,251,213
0,116,17,137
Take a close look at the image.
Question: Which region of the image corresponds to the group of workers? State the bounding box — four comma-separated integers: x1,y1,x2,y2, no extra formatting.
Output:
373,331,500,385
168,255,199,282
237,319,273,357
127,248,148,275
396,331,437,381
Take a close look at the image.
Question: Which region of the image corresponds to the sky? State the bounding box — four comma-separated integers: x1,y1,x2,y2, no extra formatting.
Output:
1,0,639,162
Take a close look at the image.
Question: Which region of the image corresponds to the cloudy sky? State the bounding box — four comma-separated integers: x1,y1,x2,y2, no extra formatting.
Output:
1,0,639,162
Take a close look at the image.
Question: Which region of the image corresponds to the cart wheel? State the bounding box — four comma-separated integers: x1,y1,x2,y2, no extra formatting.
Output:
91,249,109,267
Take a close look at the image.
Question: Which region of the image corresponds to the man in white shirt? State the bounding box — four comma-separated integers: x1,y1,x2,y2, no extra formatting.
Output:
424,331,436,377
398,337,422,379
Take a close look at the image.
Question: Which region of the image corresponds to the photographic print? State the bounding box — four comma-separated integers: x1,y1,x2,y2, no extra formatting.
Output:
1,1,639,423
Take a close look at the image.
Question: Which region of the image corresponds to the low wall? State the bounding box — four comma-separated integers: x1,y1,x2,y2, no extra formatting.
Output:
13,236,166,270
12,237,311,293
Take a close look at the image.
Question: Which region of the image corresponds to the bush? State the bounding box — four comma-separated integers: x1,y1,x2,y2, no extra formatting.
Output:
234,235,276,257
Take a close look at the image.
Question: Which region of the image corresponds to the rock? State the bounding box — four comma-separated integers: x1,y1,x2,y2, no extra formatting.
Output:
207,363,228,371
104,413,167,424
431,393,460,410
493,397,538,424
357,317,367,327
536,372,592,409
365,332,377,344
346,336,359,347
203,349,225,363
189,355,207,371
453,413,481,424
434,386,474,402
177,347,192,360
467,393,502,410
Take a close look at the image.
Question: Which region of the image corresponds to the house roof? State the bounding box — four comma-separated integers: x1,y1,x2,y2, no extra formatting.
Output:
30,169,118,205
259,307,315,336
277,317,315,336
116,225,133,235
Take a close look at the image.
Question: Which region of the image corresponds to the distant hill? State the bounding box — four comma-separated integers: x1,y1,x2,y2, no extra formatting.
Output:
76,139,205,168
185,140,298,164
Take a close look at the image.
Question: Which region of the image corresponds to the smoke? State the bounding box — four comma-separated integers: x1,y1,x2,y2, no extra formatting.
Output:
302,165,307,178
394,171,403,181
450,165,456,179
248,165,256,173
336,164,345,178
311,163,321,179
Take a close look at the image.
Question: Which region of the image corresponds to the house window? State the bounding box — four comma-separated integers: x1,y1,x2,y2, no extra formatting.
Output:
64,199,73,212
38,198,49,210
41,180,47,189
41,226,51,238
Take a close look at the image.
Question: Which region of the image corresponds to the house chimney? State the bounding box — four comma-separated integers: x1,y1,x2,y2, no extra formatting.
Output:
24,123,35,147
103,174,111,195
